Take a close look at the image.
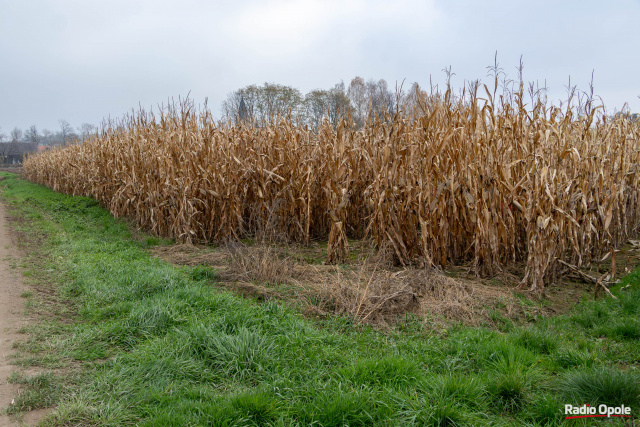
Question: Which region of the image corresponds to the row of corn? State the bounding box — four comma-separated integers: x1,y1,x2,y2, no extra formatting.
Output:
24,85,640,293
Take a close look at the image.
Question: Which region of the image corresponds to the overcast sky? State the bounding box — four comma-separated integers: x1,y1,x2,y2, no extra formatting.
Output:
1,0,639,134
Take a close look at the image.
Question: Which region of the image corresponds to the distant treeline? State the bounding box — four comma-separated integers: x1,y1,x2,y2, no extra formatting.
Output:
0,120,97,146
221,76,427,129
221,76,640,130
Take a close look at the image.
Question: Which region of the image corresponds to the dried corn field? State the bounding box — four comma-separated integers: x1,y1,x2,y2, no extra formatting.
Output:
24,85,640,293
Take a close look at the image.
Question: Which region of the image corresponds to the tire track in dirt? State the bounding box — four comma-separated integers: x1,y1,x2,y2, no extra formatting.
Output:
0,200,46,426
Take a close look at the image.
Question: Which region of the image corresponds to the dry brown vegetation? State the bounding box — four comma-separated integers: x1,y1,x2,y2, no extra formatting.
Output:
151,242,521,326
23,81,640,294
149,238,640,326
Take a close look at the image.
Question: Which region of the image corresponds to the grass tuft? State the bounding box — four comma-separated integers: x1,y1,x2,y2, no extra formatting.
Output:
558,367,640,408
6,372,63,414
513,328,559,355
424,373,487,409
188,265,217,281
423,402,466,427
186,325,274,381
525,393,564,426
230,389,283,424
338,356,422,388
552,348,595,369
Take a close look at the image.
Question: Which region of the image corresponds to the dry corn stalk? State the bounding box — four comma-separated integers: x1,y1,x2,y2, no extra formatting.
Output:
24,84,640,294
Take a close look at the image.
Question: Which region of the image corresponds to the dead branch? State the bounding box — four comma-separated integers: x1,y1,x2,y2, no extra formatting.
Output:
557,259,617,299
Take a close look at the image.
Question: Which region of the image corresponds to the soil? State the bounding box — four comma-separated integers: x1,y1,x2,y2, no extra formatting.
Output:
0,201,48,426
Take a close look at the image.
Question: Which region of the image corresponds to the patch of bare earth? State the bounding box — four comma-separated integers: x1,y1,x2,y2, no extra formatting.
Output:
0,200,52,426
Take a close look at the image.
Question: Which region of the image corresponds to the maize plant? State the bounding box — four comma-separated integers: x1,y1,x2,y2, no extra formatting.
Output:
24,83,640,294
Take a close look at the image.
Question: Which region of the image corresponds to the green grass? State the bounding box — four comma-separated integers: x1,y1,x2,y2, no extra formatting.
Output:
1,171,639,426
558,367,640,408
6,371,66,414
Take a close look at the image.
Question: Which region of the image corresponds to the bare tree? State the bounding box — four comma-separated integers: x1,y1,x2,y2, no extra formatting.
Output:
0,143,10,162
347,76,368,128
222,85,260,125
400,82,431,116
303,89,330,130
326,82,352,128
78,123,97,141
59,119,75,144
10,127,22,142
238,85,261,123
41,129,53,145
366,79,394,120
221,91,243,124
24,125,40,143
0,126,6,143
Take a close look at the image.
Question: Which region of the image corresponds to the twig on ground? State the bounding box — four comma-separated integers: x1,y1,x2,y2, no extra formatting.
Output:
557,259,617,299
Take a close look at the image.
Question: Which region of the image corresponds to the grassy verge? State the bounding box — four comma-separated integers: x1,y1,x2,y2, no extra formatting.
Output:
1,172,639,426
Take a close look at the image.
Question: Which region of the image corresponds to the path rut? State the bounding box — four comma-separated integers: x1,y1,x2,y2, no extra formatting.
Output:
0,200,46,426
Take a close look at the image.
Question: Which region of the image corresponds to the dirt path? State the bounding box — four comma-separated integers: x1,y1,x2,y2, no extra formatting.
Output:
0,200,42,426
